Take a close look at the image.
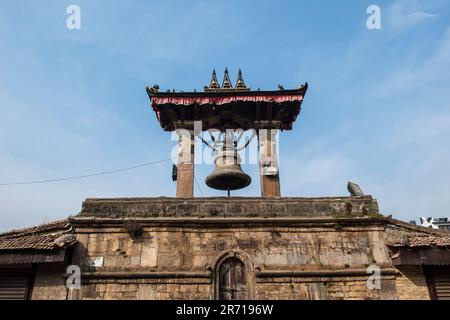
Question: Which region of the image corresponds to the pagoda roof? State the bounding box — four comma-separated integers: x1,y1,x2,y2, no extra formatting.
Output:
146,69,308,131
147,86,307,98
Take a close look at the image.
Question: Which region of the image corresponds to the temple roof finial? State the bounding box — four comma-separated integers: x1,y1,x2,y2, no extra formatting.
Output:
209,69,219,90
221,68,233,89
235,69,247,90
204,69,219,91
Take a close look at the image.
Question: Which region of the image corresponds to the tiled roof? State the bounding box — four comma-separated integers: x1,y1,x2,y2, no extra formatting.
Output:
386,219,450,248
407,235,450,247
0,220,75,251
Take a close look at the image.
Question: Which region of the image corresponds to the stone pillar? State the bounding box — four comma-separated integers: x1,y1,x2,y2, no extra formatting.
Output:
176,128,195,198
258,128,280,198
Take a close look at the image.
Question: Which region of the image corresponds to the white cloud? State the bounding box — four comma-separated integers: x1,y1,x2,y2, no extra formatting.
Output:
372,111,450,218
387,0,439,32
372,27,450,98
286,18,450,222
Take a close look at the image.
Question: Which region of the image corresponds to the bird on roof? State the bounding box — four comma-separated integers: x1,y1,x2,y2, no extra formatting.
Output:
149,84,159,93
278,84,285,90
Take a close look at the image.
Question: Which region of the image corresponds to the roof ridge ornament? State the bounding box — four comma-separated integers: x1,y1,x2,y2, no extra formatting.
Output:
204,68,251,92
221,68,233,89
209,69,219,90
204,69,220,92
235,69,248,90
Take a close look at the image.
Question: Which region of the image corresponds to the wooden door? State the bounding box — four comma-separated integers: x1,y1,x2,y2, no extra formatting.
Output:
219,258,247,300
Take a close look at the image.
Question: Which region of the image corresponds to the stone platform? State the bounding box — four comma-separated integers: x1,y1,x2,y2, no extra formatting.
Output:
77,196,380,218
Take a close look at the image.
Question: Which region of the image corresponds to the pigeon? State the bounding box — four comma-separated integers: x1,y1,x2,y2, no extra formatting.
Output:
278,84,285,90
149,84,160,93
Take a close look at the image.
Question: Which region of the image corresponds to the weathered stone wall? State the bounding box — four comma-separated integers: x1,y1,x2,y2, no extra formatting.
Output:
31,264,68,300
25,197,435,300
256,277,397,300
72,226,391,271
65,219,399,300
78,196,380,219
394,266,430,300
78,282,212,300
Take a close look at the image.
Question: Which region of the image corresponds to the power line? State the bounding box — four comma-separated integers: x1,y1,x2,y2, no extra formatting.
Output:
0,157,174,186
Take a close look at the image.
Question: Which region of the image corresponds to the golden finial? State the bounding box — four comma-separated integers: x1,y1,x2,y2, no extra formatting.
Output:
235,69,247,90
210,69,219,90
221,68,233,89
204,69,219,91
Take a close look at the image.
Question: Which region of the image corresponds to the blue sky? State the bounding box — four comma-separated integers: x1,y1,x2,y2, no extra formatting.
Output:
1,0,450,231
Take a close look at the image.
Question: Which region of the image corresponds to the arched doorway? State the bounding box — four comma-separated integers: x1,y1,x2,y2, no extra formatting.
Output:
218,257,247,300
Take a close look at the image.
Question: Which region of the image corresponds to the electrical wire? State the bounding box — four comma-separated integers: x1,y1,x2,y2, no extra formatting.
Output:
0,157,174,186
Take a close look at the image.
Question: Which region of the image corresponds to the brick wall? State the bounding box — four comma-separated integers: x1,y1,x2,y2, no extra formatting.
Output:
256,277,397,300
395,266,430,300
76,283,212,300
72,227,391,272
6,197,442,300
31,264,67,300
57,221,400,300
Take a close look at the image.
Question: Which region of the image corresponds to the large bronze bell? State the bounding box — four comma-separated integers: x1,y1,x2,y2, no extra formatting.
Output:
206,144,251,191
